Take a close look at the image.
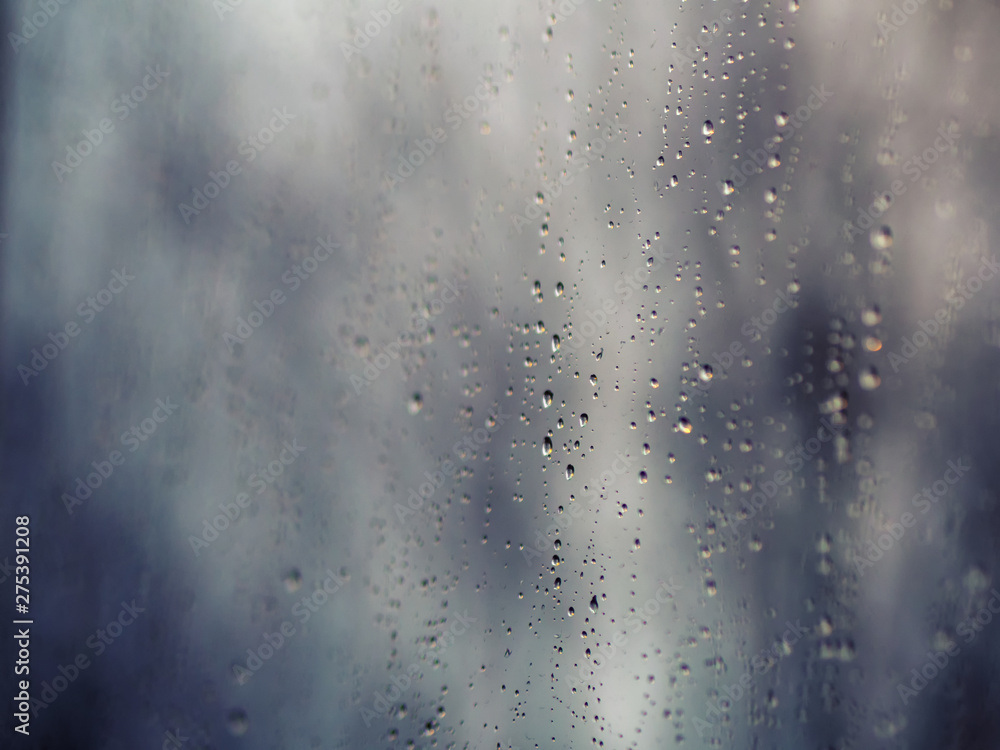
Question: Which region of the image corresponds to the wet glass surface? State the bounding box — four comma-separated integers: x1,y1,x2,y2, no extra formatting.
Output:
3,0,1000,748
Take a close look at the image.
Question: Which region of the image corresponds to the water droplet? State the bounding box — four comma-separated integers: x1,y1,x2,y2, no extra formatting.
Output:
677,418,693,434
638,471,648,484
765,187,778,203
859,367,881,391
408,393,424,415
565,465,574,479
702,120,714,136
699,365,714,382
542,390,554,408
579,413,588,426
871,226,893,249
861,306,881,326
589,595,599,613
775,112,789,127
722,181,735,196
227,709,249,736
551,334,561,352
542,437,553,456
283,568,303,592
555,282,564,297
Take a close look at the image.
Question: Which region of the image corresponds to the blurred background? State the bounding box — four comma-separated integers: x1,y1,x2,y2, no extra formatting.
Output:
2,0,1000,748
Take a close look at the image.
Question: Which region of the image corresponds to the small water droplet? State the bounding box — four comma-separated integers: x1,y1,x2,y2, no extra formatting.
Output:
408,393,424,415
859,367,881,391
871,226,893,249
542,390,554,408
565,465,574,479
702,120,715,136
589,595,599,613
579,413,588,426
542,437,553,456
283,568,302,592
861,305,882,326
227,709,249,736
